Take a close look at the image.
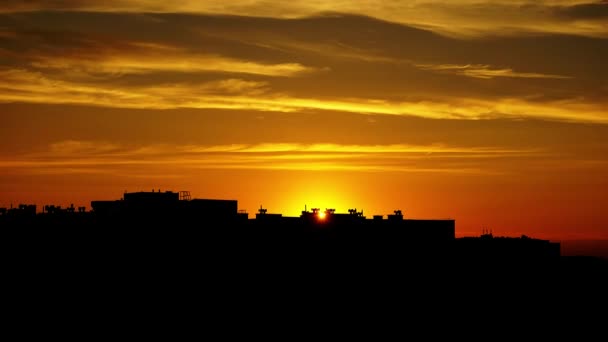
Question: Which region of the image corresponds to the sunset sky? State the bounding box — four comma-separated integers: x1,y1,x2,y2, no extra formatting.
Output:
1,1,607,240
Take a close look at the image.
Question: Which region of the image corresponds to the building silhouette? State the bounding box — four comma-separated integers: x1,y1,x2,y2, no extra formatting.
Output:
91,190,237,223
0,189,570,270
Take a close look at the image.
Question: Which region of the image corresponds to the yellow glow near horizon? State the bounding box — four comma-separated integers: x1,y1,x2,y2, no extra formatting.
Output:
279,180,356,218
318,211,326,220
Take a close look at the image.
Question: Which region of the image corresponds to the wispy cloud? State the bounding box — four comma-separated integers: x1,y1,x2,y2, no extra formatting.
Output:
1,1,607,38
30,48,319,78
0,11,605,122
42,141,536,157
1,68,606,123
0,141,539,175
415,63,572,80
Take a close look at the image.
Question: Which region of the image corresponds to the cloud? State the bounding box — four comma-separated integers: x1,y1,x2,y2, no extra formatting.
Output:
1,68,606,123
0,68,270,108
30,46,319,78
414,63,572,80
555,2,608,19
42,141,536,156
49,140,124,155
0,12,605,124
0,27,320,78
1,1,607,37
0,141,537,175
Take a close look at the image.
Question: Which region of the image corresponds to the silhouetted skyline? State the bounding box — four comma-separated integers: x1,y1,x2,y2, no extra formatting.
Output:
3,186,608,313
1,2,607,248
0,188,567,261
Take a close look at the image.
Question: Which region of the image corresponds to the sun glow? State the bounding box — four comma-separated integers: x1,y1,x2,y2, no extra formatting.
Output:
318,211,326,220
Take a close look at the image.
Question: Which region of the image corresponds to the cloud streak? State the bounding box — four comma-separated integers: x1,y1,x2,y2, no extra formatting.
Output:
1,1,607,37
29,46,319,78
0,141,539,175
1,11,605,121
1,68,606,123
414,64,572,80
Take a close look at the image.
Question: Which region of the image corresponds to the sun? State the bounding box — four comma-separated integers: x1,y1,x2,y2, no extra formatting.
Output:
318,211,326,220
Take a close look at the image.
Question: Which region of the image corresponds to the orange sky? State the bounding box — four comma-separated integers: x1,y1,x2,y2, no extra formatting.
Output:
1,1,607,241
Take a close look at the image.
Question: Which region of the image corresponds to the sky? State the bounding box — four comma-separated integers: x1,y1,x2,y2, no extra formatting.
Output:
1,1,607,241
